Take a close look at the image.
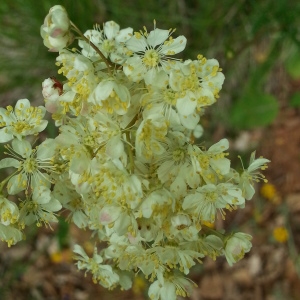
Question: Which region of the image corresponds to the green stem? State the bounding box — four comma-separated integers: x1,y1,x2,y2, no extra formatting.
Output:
202,225,225,240
123,114,139,174
70,21,113,74
125,131,134,174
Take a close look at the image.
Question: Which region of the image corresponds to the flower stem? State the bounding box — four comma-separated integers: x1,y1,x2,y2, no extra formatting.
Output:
70,21,113,74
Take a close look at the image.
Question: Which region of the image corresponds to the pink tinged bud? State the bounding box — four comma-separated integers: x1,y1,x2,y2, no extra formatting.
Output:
50,28,63,38
41,5,73,51
42,77,63,113
42,77,63,99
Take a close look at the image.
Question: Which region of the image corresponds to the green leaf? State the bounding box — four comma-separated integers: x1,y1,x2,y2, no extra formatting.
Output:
285,52,300,79
230,92,279,129
57,217,69,249
290,92,300,107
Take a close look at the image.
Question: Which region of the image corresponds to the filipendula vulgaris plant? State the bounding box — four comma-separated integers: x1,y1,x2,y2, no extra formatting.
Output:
0,5,270,299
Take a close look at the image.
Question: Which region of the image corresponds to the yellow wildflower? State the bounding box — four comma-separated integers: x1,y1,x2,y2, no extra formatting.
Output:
260,183,280,204
132,276,147,296
273,226,288,243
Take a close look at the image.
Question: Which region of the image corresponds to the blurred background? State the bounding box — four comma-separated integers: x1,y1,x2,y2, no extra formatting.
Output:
1,0,300,299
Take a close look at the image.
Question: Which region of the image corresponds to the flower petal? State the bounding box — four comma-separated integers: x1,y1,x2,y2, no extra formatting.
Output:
147,28,169,47
104,21,120,40
160,35,187,55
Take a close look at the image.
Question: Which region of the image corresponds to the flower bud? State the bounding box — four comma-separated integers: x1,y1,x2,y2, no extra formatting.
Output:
224,232,252,266
40,5,74,52
42,77,63,113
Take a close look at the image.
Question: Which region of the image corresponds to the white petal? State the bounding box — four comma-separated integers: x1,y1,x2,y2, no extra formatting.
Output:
114,83,130,103
179,112,200,130
149,69,169,88
115,27,133,43
104,21,120,40
73,244,89,260
144,68,160,85
33,186,51,204
176,92,197,115
12,139,32,157
114,213,131,235
248,158,270,173
43,199,62,212
60,90,76,102
126,35,148,52
15,99,31,111
123,57,146,82
99,206,121,224
209,138,229,152
7,174,26,195
83,29,102,44
94,81,114,101
106,136,124,159
160,35,187,55
74,55,91,71
147,28,169,47
69,151,90,174
73,211,88,228
36,139,56,159
0,158,20,169
0,107,12,123
193,124,204,138
170,176,186,197
210,158,230,175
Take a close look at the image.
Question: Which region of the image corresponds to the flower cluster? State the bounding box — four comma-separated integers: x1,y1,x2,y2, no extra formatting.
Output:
0,5,270,299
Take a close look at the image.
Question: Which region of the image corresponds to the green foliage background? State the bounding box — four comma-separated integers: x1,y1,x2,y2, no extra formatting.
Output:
1,0,300,129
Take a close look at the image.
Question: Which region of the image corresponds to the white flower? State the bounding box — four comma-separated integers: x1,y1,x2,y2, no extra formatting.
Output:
189,138,230,184
169,58,225,117
184,234,224,260
0,196,19,226
156,133,200,197
148,272,195,300
0,99,47,142
56,50,98,107
166,213,200,242
0,138,56,194
74,244,120,288
182,183,244,222
79,21,133,63
151,245,200,275
53,182,88,228
239,151,270,200
224,232,252,266
135,115,168,162
124,26,187,84
19,186,62,226
90,158,143,210
141,79,201,130
88,77,131,115
0,223,23,247
139,188,175,219
99,205,136,236
40,5,74,52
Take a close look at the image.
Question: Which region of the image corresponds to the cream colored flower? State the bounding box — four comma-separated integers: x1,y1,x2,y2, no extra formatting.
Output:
124,26,186,84
40,5,74,52
0,99,47,142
